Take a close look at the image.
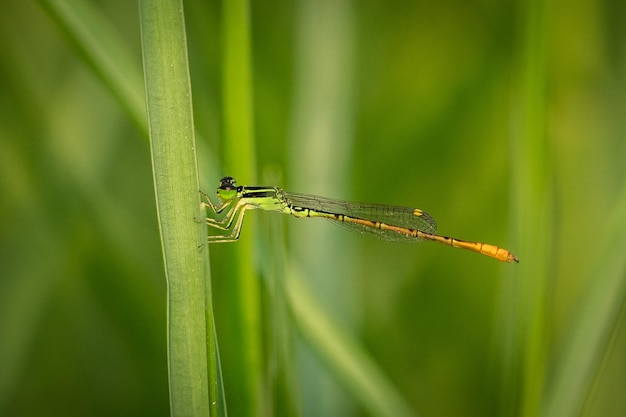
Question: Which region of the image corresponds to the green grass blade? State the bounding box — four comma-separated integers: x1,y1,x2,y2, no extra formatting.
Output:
219,0,263,415
139,0,221,415
222,0,256,176
501,0,551,415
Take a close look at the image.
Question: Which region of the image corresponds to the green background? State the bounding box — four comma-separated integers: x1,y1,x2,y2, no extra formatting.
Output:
1,0,625,416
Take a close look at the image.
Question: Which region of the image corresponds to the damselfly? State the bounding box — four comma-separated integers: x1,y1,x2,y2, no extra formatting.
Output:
203,176,518,263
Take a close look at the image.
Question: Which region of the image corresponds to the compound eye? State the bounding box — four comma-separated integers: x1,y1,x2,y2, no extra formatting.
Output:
218,176,237,190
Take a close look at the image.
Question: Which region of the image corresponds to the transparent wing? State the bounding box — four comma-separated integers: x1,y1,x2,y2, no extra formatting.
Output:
283,192,437,242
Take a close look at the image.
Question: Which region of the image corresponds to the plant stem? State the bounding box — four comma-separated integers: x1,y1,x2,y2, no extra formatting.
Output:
139,0,221,415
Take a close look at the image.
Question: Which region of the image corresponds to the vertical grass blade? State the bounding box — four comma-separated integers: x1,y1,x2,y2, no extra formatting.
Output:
139,0,220,415
502,0,551,415
220,0,263,415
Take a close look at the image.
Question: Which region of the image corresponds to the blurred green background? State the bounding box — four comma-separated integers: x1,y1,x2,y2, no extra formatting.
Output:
1,0,625,416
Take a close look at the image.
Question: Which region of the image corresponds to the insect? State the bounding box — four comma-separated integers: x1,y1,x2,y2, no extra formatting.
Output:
203,176,518,263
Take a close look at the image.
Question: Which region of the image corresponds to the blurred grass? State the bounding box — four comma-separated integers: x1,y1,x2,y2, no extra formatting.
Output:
285,260,416,417
217,0,263,416
287,1,358,415
38,0,147,136
503,0,551,415
1,0,625,416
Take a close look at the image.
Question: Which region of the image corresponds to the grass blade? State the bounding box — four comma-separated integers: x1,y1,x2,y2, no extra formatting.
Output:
500,0,551,415
139,0,221,415
219,0,263,415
